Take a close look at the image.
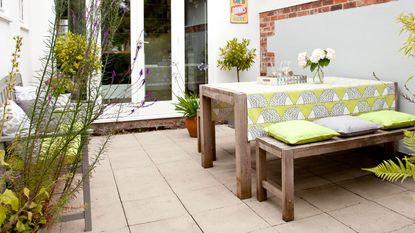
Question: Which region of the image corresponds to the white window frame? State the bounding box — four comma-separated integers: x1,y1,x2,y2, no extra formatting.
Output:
19,0,23,21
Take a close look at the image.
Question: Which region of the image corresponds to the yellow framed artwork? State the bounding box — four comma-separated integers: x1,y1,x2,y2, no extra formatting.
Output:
230,0,248,24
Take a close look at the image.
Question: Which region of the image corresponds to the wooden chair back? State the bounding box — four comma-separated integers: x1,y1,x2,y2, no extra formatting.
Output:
0,74,23,106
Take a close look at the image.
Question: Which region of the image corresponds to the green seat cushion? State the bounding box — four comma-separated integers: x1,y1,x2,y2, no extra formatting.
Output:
265,120,339,145
357,110,415,129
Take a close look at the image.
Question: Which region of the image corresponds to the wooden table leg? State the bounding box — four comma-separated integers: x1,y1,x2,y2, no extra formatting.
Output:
234,94,252,199
256,144,267,201
201,88,214,168
212,122,216,161
282,150,294,222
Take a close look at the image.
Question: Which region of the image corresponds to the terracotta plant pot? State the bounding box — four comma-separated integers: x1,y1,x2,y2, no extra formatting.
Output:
185,117,198,138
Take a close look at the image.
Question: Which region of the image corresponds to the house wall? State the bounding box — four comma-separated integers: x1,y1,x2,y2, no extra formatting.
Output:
0,0,54,85
262,0,414,116
207,0,316,83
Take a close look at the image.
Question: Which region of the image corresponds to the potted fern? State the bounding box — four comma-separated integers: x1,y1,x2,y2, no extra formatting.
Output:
174,93,199,137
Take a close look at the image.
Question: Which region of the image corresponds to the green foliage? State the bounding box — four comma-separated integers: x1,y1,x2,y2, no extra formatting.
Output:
398,13,415,57
54,31,101,76
364,131,415,182
217,38,256,82
365,13,415,185
0,188,48,232
48,77,75,97
174,93,199,118
0,0,125,231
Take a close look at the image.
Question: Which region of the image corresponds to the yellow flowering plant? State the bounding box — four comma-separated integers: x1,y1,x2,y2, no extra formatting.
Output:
54,32,101,76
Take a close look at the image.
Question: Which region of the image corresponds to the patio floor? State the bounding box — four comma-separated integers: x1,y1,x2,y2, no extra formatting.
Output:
50,125,415,233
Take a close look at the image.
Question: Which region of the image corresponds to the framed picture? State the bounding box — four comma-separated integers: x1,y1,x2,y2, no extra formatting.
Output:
230,0,248,24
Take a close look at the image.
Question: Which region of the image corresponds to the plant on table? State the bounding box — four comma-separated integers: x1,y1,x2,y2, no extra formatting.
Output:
174,93,199,138
298,48,336,83
217,38,256,82
364,13,415,183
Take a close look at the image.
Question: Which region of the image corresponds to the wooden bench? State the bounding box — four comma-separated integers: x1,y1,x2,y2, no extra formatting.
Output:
256,127,414,222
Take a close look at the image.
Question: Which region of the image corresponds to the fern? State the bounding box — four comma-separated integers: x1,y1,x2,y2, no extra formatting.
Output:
364,157,415,182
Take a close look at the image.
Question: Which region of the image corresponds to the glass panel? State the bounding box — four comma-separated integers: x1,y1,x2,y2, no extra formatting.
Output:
185,0,207,95
101,0,131,102
144,0,172,102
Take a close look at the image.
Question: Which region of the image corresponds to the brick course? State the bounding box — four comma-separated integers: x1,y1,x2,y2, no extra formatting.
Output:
259,0,391,75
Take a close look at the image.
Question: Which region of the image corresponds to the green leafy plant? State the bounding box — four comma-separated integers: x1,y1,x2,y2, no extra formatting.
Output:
48,77,75,97
0,188,49,232
217,38,256,82
174,93,199,119
365,13,415,182
54,31,101,76
0,0,126,231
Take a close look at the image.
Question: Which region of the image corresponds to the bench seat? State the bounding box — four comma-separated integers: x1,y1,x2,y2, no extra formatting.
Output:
255,127,414,222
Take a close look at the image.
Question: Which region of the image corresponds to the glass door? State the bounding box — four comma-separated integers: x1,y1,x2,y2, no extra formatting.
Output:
134,0,185,117
101,0,132,103
185,0,208,95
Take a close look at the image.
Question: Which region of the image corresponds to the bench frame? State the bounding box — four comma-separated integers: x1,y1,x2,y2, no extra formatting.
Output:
256,127,414,222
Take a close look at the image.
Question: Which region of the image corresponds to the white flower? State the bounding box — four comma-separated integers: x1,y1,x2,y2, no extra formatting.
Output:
297,52,308,68
310,48,325,63
325,48,336,60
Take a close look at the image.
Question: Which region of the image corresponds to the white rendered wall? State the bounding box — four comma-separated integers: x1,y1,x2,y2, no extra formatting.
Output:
267,0,415,115
207,0,315,83
0,0,54,85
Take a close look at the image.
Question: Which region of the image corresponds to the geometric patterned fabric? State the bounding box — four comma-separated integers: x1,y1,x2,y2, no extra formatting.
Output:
209,77,395,141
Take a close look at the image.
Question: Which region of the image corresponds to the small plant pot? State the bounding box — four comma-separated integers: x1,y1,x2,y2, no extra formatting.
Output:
185,117,198,138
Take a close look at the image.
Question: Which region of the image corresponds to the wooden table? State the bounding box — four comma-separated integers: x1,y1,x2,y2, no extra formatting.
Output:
200,85,252,199
199,78,397,200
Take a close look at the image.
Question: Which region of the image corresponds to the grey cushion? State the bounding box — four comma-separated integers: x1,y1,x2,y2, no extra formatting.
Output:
14,86,37,116
314,116,382,137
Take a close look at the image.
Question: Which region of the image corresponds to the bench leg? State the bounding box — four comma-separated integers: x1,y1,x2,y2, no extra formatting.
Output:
282,151,294,222
384,141,397,160
256,145,267,202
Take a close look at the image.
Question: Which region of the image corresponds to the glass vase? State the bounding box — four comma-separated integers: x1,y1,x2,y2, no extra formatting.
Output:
312,67,324,84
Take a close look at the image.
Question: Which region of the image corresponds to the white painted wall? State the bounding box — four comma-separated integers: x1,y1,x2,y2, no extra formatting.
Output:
267,0,415,115
207,0,315,83
0,0,54,85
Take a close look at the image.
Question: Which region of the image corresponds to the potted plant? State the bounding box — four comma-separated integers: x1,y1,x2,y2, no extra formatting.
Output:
174,93,199,137
217,38,256,82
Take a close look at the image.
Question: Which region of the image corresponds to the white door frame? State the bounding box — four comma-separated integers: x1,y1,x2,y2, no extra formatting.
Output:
133,0,185,117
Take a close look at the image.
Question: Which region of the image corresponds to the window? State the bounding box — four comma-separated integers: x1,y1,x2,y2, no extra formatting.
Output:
19,0,23,20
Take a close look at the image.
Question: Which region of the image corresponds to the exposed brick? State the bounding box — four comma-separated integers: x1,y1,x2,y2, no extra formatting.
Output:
319,6,331,13
297,10,310,17
288,12,298,18
343,1,357,9
323,0,334,5
335,0,349,3
330,4,343,11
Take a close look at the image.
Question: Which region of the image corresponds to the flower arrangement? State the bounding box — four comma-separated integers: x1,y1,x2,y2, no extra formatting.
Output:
298,48,335,83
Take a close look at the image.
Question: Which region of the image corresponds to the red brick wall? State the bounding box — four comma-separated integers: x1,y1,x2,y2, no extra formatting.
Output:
259,0,392,75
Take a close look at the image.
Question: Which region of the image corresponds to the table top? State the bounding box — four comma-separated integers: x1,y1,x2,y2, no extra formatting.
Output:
204,77,394,95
